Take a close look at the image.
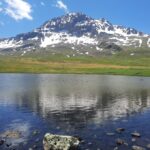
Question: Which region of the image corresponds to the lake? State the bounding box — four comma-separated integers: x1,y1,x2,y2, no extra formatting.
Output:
0,74,150,150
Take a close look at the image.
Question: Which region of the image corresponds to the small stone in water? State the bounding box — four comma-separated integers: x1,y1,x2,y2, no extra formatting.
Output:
124,142,128,146
131,132,141,138
6,142,12,147
116,138,125,145
33,145,37,149
147,144,150,149
1,130,21,139
43,133,80,150
116,128,125,133
32,130,39,136
132,145,145,150
0,139,5,145
35,138,40,143
88,142,92,145
114,147,118,150
132,138,136,142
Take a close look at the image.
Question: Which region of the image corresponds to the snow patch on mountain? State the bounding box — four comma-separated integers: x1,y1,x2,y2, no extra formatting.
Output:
136,39,142,47
109,37,143,47
40,32,98,48
109,37,129,46
0,39,23,49
147,38,150,47
30,37,39,41
113,26,141,37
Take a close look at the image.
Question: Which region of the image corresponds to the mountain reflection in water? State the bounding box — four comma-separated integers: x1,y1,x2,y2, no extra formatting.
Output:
0,74,150,127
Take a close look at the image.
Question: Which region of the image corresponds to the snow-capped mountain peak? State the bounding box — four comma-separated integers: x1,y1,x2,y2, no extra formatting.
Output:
0,12,149,55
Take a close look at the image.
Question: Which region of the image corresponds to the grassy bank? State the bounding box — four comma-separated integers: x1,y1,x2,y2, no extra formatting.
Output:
0,52,150,76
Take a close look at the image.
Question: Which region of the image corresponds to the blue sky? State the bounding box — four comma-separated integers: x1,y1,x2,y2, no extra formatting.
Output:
0,0,150,38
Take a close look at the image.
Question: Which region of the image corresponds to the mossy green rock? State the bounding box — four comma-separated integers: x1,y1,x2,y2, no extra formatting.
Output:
43,133,80,150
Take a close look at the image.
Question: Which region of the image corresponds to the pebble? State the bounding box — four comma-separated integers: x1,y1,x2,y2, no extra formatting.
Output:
132,138,136,142
147,144,150,149
124,142,128,146
35,138,40,143
32,130,39,136
116,128,125,133
6,142,12,147
116,138,125,145
131,132,141,138
33,145,37,149
132,145,146,150
114,147,118,150
0,139,5,146
88,142,93,145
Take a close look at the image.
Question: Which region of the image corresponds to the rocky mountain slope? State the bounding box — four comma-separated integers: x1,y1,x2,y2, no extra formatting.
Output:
0,13,150,56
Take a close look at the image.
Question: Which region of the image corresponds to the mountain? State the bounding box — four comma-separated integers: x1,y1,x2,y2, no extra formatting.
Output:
0,12,150,56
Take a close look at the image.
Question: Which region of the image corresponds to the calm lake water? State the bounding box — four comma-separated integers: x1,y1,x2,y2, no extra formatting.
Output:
0,74,150,150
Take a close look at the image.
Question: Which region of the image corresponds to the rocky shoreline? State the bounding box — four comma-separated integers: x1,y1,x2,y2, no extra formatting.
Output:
0,128,149,150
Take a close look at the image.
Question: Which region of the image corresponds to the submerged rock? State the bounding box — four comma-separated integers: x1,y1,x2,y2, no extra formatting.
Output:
132,138,136,142
32,130,39,136
6,142,12,147
116,138,125,145
33,145,37,149
43,133,80,150
0,130,21,139
0,139,5,146
131,132,141,138
147,144,150,149
132,145,145,150
116,128,125,133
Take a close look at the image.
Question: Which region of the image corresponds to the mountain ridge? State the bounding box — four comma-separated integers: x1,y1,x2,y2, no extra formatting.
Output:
0,12,150,56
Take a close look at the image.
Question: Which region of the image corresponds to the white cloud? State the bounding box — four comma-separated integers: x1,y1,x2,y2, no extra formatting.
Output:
55,0,69,13
4,0,33,21
41,2,45,6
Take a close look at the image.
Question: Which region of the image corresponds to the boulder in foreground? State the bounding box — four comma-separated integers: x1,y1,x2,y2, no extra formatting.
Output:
43,133,80,150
